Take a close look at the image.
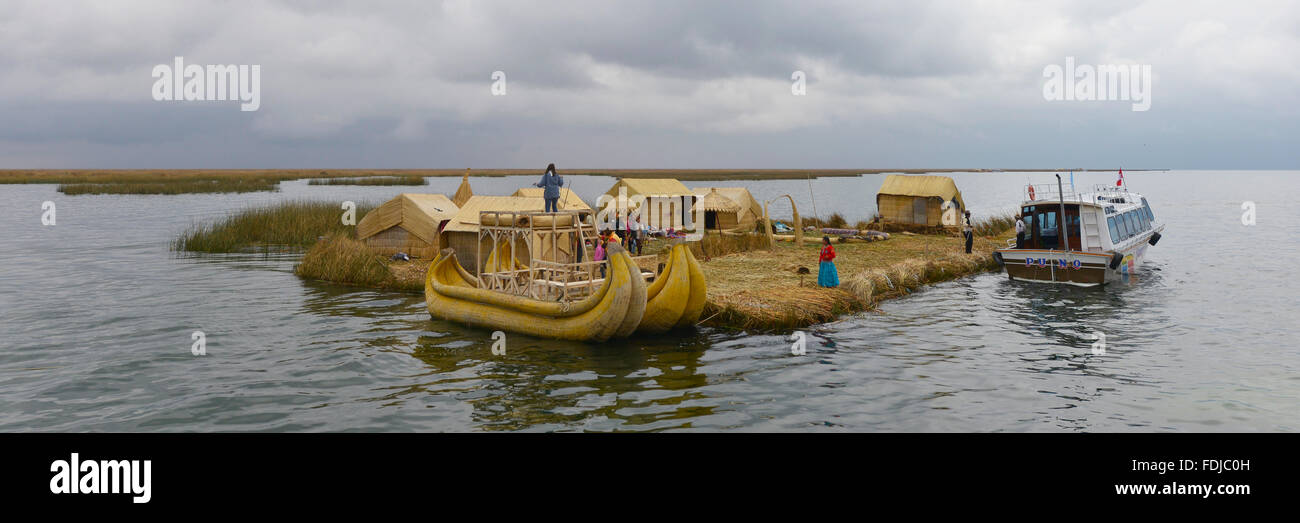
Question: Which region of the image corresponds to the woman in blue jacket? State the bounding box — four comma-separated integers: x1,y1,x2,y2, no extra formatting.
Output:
536,163,563,212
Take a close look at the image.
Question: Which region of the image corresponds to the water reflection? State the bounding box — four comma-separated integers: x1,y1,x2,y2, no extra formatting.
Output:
409,330,714,431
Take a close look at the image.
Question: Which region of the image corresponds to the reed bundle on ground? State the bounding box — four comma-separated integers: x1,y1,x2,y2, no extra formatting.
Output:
173,200,374,253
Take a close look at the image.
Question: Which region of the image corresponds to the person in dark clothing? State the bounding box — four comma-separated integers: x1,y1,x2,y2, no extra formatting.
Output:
536,163,562,213
1014,213,1026,249
963,210,974,254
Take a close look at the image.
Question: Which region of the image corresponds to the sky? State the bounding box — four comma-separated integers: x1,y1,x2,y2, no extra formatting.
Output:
1,0,1296,169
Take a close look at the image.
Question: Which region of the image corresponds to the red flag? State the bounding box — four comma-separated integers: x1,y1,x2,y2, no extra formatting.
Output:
1116,168,1124,187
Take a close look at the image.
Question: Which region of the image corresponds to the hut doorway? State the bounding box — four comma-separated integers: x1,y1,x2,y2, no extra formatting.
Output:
912,198,928,224
705,211,718,229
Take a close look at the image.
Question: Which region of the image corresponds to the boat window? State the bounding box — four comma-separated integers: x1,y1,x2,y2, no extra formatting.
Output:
1117,213,1130,239
1039,211,1058,249
1107,216,1119,244
1139,210,1150,231
1124,212,1138,237
1142,197,1155,222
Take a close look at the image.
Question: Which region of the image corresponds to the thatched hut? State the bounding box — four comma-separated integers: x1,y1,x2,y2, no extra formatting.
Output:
601,178,696,230
691,187,763,232
875,174,966,227
453,169,474,207
355,193,459,258
443,195,593,273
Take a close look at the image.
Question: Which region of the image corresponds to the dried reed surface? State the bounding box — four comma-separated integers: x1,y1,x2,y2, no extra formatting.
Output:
173,200,375,253
307,175,427,186
294,234,424,291
698,231,1010,330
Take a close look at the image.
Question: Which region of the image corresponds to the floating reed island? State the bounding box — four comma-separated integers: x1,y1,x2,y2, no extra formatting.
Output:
172,172,1016,332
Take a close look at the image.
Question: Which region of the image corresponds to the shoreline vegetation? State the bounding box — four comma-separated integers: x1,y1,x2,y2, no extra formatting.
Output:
307,175,427,186
2,168,1160,195
173,200,374,253
174,200,1015,330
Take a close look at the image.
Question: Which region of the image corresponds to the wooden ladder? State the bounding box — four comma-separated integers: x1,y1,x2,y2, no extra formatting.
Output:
1081,210,1103,251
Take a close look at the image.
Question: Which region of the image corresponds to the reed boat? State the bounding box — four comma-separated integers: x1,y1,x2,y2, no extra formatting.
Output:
425,244,646,342
994,175,1165,287
637,241,707,333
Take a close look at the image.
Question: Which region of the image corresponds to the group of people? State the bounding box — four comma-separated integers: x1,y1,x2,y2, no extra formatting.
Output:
590,218,647,278
539,163,652,279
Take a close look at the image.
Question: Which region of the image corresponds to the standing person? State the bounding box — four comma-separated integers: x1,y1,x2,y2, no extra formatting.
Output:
962,210,974,254
817,236,839,288
593,237,607,279
1014,213,1026,249
535,163,563,213
625,215,639,256
633,215,645,255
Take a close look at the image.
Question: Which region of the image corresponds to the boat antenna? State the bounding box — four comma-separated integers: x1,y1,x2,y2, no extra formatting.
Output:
1056,173,1070,253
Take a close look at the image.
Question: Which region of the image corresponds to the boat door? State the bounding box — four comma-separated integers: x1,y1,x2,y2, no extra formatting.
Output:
1064,205,1082,251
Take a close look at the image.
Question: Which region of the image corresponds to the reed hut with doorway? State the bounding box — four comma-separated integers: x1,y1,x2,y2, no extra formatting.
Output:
355,193,459,259
875,174,966,227
453,170,474,207
443,195,593,273
691,187,763,232
601,178,696,231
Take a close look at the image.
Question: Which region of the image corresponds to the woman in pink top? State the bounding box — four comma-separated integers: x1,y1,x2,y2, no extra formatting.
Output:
593,238,607,278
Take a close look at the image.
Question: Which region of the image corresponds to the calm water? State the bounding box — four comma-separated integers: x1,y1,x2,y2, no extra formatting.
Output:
1,171,1296,431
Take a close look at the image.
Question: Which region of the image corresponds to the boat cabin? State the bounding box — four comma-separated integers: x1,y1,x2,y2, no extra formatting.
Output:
1018,184,1158,253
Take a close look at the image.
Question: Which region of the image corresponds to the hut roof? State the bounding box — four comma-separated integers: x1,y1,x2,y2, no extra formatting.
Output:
603,178,693,198
692,187,763,216
356,193,458,244
511,187,589,207
877,175,965,209
453,171,474,207
692,188,741,212
443,195,588,234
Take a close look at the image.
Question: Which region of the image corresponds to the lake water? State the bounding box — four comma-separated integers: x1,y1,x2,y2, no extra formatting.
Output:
1,170,1296,431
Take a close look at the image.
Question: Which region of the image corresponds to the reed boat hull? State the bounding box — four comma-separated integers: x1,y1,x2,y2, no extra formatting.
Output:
425,245,646,342
637,242,708,333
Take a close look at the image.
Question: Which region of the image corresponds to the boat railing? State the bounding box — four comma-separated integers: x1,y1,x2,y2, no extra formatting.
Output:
1091,183,1130,195
531,259,605,301
1024,183,1083,203
476,209,601,302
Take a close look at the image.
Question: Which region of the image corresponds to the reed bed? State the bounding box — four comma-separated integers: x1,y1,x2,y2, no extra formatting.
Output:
173,200,374,253
307,175,427,186
686,231,771,260
59,179,280,195
294,234,423,291
972,211,1017,237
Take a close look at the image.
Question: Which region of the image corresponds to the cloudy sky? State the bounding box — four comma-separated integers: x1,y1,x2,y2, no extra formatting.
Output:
1,0,1296,169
